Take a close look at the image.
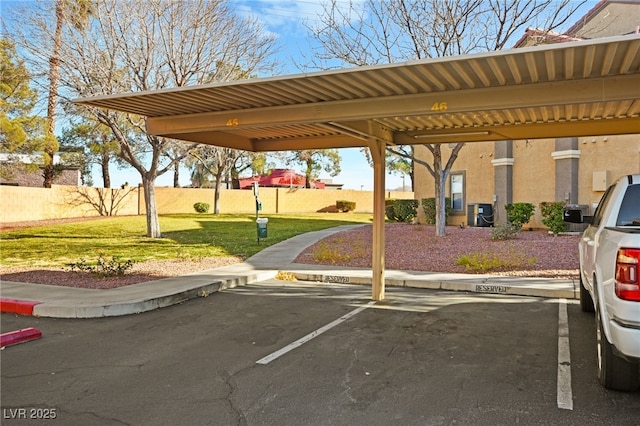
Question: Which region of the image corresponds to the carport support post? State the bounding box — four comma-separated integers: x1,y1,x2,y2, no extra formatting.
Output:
369,138,386,301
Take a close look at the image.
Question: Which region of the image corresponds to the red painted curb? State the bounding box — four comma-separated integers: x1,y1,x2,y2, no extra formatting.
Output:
0,327,42,347
0,298,42,315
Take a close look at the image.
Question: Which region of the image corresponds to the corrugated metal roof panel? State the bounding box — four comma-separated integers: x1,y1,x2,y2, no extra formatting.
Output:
75,35,640,147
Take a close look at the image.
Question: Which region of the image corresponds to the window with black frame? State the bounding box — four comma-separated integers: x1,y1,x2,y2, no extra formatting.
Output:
617,184,640,226
450,172,464,212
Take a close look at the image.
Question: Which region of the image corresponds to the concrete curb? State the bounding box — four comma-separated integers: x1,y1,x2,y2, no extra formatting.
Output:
284,268,579,300
0,327,42,347
0,299,42,315
0,225,362,319
1,270,278,318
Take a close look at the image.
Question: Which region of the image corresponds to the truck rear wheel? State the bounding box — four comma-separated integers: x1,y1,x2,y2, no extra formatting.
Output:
580,276,594,313
596,306,639,391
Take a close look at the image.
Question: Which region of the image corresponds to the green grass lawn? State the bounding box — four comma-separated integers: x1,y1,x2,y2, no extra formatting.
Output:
0,213,372,268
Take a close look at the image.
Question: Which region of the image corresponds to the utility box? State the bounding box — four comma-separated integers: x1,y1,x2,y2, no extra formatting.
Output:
256,218,268,240
592,170,610,192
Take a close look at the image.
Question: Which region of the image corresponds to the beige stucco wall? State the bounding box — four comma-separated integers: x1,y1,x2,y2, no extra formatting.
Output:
577,134,640,206
0,185,140,222
572,2,640,39
0,185,414,223
511,139,558,228
145,187,413,215
414,142,497,225
413,134,640,228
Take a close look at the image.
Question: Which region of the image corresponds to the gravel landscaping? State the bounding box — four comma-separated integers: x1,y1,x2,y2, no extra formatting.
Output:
295,223,580,279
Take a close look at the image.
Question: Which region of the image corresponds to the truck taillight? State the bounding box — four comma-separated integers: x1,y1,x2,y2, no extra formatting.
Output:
615,248,640,302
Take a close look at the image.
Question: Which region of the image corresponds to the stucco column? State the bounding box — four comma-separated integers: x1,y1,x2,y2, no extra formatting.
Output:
552,137,580,204
491,140,513,225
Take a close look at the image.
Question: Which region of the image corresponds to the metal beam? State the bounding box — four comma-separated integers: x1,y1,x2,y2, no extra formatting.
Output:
146,74,640,137
154,130,365,151
251,135,366,151
393,116,640,145
152,130,255,150
329,120,396,144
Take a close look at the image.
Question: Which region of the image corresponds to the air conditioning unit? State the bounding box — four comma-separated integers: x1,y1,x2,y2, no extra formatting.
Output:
467,203,494,227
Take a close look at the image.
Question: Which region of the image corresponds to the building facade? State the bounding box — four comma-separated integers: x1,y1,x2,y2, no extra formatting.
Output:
414,0,640,228
0,153,81,187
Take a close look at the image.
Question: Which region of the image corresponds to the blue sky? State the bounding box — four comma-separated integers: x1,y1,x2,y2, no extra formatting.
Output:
221,0,598,192
164,0,397,191
225,1,395,191
115,0,406,190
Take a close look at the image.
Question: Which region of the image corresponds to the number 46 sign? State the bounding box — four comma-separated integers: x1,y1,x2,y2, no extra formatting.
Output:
430,102,448,112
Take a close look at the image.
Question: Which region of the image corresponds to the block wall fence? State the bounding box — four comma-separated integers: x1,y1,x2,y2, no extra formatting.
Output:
0,185,415,223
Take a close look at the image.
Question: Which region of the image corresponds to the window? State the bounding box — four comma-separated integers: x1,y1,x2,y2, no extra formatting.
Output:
450,173,464,212
617,184,640,226
591,184,614,227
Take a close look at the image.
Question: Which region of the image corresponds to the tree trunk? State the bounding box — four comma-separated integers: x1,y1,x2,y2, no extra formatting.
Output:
410,163,415,191
432,146,447,237
305,159,313,188
43,0,64,188
173,162,180,188
434,169,447,236
101,151,111,188
142,176,161,238
213,168,223,214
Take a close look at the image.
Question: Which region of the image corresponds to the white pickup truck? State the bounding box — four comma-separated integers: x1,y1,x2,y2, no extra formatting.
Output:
564,174,640,391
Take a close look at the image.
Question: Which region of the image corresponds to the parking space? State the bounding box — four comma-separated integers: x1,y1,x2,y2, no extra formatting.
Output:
1,281,638,425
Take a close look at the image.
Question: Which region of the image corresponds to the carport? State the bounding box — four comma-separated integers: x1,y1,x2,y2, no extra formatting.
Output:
76,34,640,301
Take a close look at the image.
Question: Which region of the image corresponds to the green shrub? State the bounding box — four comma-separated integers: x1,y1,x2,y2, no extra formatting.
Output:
540,201,567,235
421,197,452,225
193,202,210,213
456,252,503,272
490,222,521,240
68,254,135,277
386,199,419,223
312,241,351,263
336,200,356,212
504,203,535,229
456,247,537,272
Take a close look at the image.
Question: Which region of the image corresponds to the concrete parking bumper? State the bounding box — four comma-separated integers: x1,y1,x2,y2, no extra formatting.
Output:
283,265,577,300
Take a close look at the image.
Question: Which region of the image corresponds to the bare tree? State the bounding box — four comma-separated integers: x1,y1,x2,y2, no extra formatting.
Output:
58,114,121,188
285,150,341,188
8,0,279,237
189,145,242,214
307,0,584,236
66,186,137,216
163,142,193,188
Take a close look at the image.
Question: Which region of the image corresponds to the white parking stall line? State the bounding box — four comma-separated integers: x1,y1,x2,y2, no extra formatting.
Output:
256,301,376,365
557,299,573,410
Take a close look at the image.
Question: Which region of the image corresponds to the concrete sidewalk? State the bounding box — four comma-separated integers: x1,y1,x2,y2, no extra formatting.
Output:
0,224,578,318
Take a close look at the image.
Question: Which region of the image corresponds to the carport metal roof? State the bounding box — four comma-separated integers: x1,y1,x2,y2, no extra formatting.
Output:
76,34,640,301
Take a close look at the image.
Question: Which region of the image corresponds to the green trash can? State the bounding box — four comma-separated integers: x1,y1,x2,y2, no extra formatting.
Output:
256,218,268,240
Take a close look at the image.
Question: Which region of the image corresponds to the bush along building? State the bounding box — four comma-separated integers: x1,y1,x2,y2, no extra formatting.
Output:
414,0,640,229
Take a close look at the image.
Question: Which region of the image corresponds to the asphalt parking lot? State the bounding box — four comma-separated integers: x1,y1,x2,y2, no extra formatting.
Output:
1,280,638,425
